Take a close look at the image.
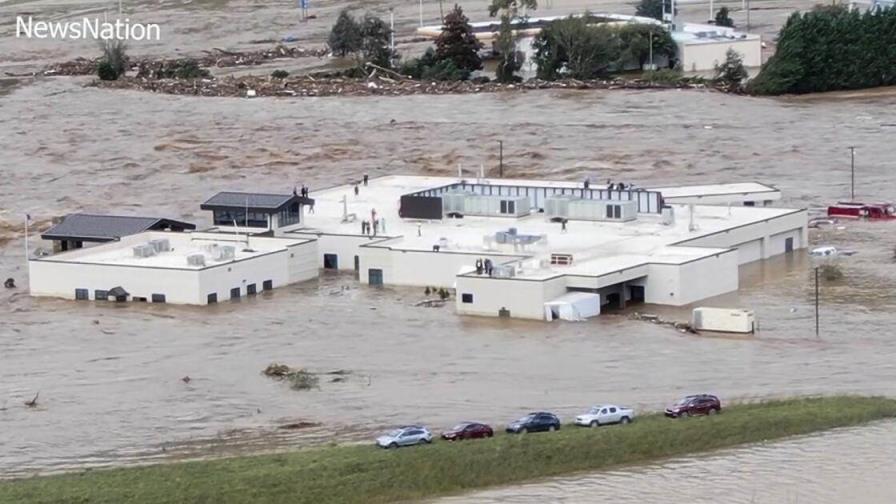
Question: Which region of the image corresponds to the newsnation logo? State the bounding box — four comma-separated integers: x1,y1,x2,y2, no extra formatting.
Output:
16,16,161,41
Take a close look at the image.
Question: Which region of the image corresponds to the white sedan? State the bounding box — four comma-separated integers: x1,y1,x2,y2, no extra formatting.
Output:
574,404,635,427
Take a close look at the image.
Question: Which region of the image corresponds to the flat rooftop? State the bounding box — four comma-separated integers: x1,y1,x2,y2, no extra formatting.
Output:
298,175,802,279
654,182,779,200
36,231,311,270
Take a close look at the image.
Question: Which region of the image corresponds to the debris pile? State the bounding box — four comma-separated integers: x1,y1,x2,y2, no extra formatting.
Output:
92,73,708,98
37,45,328,77
262,363,321,391
630,312,697,333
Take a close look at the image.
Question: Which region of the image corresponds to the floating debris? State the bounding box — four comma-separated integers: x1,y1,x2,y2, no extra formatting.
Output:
630,312,697,333
262,363,321,391
278,421,321,430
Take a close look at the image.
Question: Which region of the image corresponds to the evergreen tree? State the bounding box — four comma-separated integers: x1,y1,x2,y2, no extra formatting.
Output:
97,40,127,81
329,10,362,57
715,48,748,91
715,6,734,27
488,0,538,83
360,14,394,68
435,5,483,77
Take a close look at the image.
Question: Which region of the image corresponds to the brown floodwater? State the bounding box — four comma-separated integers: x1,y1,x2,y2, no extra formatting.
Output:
1,0,896,499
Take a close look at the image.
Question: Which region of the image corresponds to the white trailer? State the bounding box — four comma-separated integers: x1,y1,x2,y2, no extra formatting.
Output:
691,307,756,334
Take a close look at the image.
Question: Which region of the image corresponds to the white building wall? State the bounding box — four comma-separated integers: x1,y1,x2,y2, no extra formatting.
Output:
678,38,762,72
29,260,202,304
291,233,373,271
197,250,288,302
675,210,807,265
455,275,568,320
640,251,738,306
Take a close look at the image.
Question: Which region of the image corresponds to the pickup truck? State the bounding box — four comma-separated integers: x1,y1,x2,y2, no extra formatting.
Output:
574,404,635,427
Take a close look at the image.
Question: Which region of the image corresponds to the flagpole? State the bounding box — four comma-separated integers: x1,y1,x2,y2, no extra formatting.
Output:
25,214,30,263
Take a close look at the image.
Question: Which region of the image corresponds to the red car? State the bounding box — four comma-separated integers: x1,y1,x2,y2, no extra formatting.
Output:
441,422,494,441
665,394,721,418
827,202,896,220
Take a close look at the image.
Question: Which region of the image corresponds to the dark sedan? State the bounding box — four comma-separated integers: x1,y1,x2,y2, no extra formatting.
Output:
506,412,561,434
441,422,494,441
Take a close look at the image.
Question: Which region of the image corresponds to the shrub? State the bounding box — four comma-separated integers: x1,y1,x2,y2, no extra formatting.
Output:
715,6,734,27
271,69,290,79
172,59,210,79
642,68,683,83
714,48,748,91
287,369,320,391
97,40,127,80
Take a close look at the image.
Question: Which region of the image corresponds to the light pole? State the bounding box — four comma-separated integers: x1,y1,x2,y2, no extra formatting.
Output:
419,0,423,27
814,266,820,337
499,140,504,178
848,146,856,200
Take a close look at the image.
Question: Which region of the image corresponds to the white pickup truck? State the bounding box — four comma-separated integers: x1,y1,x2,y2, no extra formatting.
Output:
574,404,635,427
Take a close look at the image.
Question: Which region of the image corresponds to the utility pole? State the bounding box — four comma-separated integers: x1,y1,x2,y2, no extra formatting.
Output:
389,7,395,67
648,30,654,70
746,0,751,32
848,146,856,200
419,0,423,27
710,0,714,22
499,140,504,178
814,266,820,337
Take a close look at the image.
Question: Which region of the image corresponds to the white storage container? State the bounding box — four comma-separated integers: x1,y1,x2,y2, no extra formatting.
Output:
691,307,756,334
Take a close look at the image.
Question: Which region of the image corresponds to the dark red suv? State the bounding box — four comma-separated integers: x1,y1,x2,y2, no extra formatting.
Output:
664,394,721,418
441,422,494,441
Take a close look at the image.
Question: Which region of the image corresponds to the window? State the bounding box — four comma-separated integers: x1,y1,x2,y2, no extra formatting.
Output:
207,293,218,304
75,288,88,300
499,200,515,214
133,297,147,302
461,293,474,304
277,202,301,227
600,408,608,414
213,210,268,228
94,290,108,301
606,205,613,219
151,294,166,303
247,283,257,295
610,407,617,413
613,205,621,218
230,287,241,300
262,280,273,291
323,254,338,269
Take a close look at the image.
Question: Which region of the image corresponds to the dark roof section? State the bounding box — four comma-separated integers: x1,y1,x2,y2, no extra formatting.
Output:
200,192,314,213
41,214,196,243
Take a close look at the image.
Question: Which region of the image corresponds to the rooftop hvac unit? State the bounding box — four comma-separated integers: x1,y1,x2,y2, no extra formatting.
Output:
148,238,171,253
661,205,675,226
216,245,236,261
186,254,206,267
133,244,156,258
544,196,572,219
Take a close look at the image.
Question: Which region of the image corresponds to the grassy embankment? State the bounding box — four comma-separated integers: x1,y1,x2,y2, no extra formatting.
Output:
3,396,894,504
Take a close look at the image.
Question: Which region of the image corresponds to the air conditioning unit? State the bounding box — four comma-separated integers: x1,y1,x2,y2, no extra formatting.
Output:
133,244,156,258
216,245,236,261
149,238,171,253
186,254,206,266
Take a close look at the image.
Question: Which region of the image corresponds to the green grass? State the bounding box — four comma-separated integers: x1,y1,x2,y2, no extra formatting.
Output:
3,396,895,504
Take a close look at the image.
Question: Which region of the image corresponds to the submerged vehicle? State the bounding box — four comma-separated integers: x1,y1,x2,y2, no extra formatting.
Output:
827,202,896,220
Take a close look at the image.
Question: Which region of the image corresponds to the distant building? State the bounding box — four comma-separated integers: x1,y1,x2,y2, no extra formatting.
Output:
672,23,762,73
41,213,195,252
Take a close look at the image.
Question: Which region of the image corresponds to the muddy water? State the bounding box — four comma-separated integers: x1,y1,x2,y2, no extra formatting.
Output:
2,73,896,503
435,421,896,504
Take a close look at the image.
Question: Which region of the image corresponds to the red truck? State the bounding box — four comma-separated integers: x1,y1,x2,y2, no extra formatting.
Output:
827,202,896,220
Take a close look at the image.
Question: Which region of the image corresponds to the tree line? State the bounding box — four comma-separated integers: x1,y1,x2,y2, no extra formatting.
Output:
750,5,896,95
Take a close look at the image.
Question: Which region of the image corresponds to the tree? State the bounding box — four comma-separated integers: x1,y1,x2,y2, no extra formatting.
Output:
714,48,748,91
329,10,362,57
635,0,670,21
435,5,483,76
488,0,538,82
360,14,394,68
615,24,676,69
532,16,619,80
715,6,734,27
97,40,127,81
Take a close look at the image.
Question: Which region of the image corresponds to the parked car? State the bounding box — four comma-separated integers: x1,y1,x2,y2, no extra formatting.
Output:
376,425,433,449
506,412,561,434
574,404,634,427
441,422,494,441
664,394,722,418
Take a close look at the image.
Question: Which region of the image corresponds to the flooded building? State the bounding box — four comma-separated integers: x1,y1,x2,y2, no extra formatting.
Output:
41,213,195,252
29,231,317,304
293,175,807,321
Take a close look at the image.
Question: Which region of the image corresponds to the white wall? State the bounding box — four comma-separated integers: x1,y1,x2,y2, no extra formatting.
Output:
291,233,372,271
30,260,202,304
455,274,569,320
675,210,807,265
679,38,762,72
641,251,738,306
